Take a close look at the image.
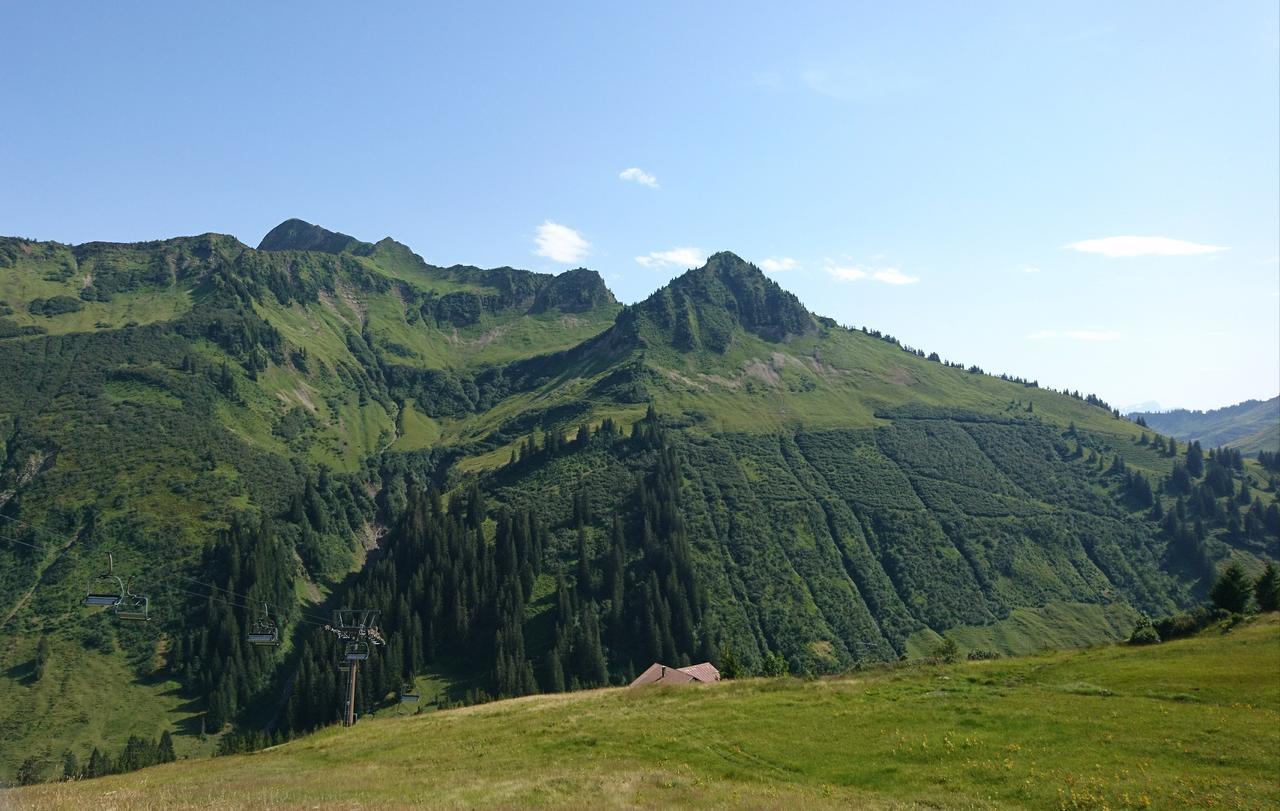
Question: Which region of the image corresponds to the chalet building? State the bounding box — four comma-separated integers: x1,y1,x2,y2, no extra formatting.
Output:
629,661,721,686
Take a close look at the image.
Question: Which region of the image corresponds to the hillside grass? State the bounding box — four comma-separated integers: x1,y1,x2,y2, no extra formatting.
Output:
904,600,1140,658
0,262,191,335
10,615,1278,809
0,634,215,782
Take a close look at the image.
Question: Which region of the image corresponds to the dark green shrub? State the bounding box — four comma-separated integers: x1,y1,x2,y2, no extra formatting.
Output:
930,637,960,663
1128,615,1161,645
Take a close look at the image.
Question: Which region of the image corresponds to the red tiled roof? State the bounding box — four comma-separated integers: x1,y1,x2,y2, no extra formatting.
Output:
629,661,721,686
678,662,721,683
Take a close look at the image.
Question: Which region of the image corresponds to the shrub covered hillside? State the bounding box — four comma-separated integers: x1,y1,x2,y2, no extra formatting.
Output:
0,221,1276,781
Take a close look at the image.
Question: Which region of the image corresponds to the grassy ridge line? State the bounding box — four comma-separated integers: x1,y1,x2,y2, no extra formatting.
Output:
11,616,1279,810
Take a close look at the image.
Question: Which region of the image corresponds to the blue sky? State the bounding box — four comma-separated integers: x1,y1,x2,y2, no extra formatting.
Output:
2,1,1277,411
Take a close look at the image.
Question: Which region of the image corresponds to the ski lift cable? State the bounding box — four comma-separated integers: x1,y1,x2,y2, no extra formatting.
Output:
0,529,327,630
163,581,326,628
0,515,335,627
0,530,44,553
0,537,326,635
0,515,334,626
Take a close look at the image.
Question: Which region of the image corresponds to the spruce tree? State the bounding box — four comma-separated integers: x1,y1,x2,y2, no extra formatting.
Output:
1210,562,1253,614
87,747,109,778
61,750,79,781
1186,441,1204,477
1255,562,1280,612
544,644,566,692
158,730,176,763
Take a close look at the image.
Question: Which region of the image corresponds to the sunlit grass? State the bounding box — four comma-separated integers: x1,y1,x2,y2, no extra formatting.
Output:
11,615,1277,809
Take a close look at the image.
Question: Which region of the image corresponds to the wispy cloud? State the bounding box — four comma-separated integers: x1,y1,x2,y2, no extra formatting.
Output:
1028,329,1124,342
619,167,659,189
534,221,590,264
1064,236,1227,258
799,65,921,101
759,256,799,273
1020,266,1041,274
635,247,706,269
825,261,919,285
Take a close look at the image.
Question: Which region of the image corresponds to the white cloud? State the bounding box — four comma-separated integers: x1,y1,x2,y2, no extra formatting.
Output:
759,256,799,273
1063,236,1228,258
619,167,659,189
635,247,707,269
825,263,867,282
872,267,919,285
1021,266,1041,274
534,221,590,264
824,261,918,285
1028,329,1124,342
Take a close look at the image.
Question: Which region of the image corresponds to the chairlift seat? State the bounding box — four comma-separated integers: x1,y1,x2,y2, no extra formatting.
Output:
345,649,369,662
246,604,281,646
115,595,150,621
400,692,420,703
84,562,126,610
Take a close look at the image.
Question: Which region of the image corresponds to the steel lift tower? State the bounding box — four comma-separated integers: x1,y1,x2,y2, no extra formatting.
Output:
325,609,385,727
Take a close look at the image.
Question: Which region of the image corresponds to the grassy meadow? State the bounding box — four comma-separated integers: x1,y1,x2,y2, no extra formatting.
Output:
9,614,1278,810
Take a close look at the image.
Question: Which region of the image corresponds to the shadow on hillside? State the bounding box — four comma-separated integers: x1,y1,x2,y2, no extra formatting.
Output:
3,659,37,685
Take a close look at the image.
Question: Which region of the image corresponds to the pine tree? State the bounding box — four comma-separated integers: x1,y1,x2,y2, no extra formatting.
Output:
87,747,109,778
61,750,79,781
1210,562,1253,614
1186,441,1204,477
576,525,593,600
544,644,566,692
158,730,176,763
1255,562,1280,612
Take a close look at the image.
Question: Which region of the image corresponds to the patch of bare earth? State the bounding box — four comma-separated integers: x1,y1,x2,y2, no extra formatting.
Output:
743,360,781,386
659,368,709,391
336,283,366,327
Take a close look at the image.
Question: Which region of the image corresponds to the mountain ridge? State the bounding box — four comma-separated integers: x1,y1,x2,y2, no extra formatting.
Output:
1131,396,1279,455
0,219,1276,782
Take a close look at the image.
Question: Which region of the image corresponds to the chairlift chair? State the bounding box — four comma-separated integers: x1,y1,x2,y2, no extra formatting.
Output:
399,683,420,703
247,604,281,646
114,589,150,621
344,641,370,662
83,553,125,608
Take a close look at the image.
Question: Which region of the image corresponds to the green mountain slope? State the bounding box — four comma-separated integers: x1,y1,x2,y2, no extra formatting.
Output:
11,616,1279,809
1130,397,1280,454
0,223,1276,781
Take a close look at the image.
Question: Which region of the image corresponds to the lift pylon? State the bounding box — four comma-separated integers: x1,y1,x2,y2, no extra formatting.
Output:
324,609,384,727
